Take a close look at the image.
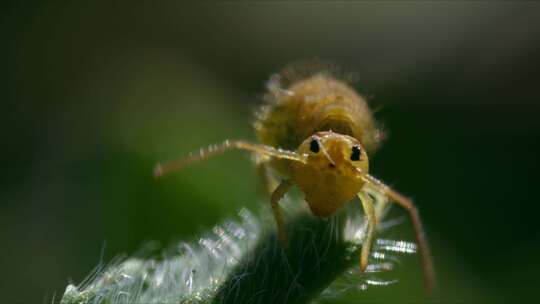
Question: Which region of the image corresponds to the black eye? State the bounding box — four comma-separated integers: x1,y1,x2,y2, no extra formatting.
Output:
351,145,361,161
310,138,320,153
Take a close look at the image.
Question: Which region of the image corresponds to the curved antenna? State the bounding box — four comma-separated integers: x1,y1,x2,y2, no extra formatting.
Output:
154,140,306,177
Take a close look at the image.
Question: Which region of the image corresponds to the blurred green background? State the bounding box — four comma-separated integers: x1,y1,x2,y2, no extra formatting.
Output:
3,2,540,303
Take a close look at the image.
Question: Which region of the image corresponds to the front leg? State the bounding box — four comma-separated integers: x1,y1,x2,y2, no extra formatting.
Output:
270,179,293,246
360,174,436,293
254,154,279,195
358,191,376,272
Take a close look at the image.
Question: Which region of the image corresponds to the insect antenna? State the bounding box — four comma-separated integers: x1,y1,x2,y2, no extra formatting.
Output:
154,140,306,178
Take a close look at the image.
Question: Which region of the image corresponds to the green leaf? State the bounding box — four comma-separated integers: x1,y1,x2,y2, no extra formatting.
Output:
60,192,414,304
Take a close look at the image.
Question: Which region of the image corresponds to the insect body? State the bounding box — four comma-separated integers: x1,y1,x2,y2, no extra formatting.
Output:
254,74,379,218
154,66,435,293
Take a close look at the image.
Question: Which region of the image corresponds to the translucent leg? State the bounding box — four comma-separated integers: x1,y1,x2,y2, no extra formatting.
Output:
270,179,292,246
358,191,376,272
361,174,436,293
254,154,279,195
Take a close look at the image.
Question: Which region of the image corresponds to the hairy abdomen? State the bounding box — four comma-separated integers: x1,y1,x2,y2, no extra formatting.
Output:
255,74,381,155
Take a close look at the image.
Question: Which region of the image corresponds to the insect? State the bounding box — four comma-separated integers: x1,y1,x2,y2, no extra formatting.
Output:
154,63,435,293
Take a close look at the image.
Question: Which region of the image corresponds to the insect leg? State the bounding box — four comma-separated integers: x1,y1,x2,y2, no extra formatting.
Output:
270,179,293,246
254,154,279,194
154,140,306,177
361,174,436,294
358,191,376,272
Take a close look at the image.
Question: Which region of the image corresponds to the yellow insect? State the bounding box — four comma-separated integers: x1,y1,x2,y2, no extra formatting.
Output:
154,63,435,293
